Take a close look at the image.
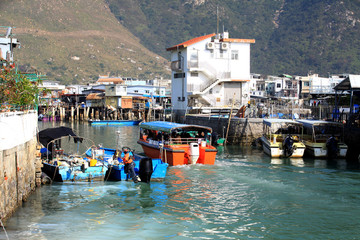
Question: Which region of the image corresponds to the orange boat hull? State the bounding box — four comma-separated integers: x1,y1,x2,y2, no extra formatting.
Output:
137,140,217,166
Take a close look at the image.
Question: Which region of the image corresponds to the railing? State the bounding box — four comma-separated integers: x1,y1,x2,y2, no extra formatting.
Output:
200,71,231,93
310,86,334,94
168,137,206,145
147,137,206,146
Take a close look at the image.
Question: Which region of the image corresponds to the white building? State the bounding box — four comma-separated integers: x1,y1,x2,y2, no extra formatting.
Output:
0,27,20,64
309,74,346,95
166,32,255,120
127,85,166,97
250,74,266,98
265,75,299,99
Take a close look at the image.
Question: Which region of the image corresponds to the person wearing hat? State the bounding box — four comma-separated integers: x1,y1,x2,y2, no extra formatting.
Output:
121,148,141,183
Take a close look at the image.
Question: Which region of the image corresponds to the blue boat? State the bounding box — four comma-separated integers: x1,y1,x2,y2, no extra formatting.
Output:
89,119,142,126
85,147,168,182
42,160,108,182
38,127,108,182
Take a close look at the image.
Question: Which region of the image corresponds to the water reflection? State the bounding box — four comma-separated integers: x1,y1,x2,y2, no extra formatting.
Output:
271,158,283,165
289,158,304,167
314,159,327,168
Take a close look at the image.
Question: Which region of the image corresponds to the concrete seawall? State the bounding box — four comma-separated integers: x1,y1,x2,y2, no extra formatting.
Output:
185,115,263,145
0,111,41,222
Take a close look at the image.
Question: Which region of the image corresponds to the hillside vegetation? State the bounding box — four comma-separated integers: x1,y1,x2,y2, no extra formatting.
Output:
1,0,360,84
107,0,360,76
0,0,169,84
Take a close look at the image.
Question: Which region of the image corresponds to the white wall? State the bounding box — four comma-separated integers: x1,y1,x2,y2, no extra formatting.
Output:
0,111,38,151
170,36,252,110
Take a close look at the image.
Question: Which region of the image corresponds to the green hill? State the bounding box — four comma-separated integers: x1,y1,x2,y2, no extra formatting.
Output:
0,0,170,84
107,0,360,76
1,0,360,84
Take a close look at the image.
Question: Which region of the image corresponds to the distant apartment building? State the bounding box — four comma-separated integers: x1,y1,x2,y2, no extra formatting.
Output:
166,32,255,120
265,74,298,99
309,74,346,95
97,74,124,85
250,74,266,98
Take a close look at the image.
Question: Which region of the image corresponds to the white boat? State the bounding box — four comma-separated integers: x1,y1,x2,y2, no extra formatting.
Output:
260,119,306,158
296,119,347,158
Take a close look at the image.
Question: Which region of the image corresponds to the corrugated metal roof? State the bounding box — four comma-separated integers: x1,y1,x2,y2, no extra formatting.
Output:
334,74,360,90
86,93,103,100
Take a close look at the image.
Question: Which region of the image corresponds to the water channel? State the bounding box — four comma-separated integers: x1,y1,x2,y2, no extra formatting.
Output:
2,121,360,239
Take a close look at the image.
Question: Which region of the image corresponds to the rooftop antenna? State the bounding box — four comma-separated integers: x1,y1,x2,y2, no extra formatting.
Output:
216,6,219,34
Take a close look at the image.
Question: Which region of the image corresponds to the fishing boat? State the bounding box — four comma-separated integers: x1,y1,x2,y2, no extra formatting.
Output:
296,119,348,158
260,119,306,158
85,146,168,182
38,127,108,182
88,119,142,126
137,121,218,166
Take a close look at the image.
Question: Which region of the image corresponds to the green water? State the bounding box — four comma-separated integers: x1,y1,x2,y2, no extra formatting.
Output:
2,122,360,239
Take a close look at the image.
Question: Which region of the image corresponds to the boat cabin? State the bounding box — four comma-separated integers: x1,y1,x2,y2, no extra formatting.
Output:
263,119,303,143
296,119,345,143
139,121,212,146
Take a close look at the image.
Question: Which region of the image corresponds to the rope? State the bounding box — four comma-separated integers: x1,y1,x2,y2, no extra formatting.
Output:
105,165,113,181
0,218,9,240
52,165,59,182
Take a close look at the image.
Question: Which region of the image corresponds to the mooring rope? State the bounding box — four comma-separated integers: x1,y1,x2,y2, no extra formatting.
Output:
0,218,9,240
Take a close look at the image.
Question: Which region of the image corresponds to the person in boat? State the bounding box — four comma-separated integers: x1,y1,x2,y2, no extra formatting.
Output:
156,131,163,141
326,135,338,160
211,132,218,146
121,148,141,183
172,132,182,144
283,134,294,158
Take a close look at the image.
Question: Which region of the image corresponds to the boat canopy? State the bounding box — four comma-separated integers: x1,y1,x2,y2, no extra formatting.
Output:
296,119,343,128
139,121,212,133
38,127,83,150
263,119,301,127
263,119,303,134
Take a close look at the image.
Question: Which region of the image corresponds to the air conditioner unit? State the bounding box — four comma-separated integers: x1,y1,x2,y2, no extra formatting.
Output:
221,42,229,50
206,42,214,50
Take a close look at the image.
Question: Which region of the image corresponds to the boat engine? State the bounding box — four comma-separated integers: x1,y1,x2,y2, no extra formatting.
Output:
283,135,294,158
189,143,200,164
139,157,153,183
326,136,338,160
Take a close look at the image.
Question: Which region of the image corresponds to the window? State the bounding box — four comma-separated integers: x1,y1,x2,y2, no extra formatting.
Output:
174,73,185,78
134,90,138,93
231,50,239,60
145,90,150,93
276,83,281,88
304,82,310,86
191,72,198,77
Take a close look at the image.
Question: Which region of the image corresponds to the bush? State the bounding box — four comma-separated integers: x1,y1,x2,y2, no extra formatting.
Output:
0,68,42,111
